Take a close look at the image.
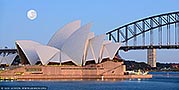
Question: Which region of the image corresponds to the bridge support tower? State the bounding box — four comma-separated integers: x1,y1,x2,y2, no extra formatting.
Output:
147,49,156,67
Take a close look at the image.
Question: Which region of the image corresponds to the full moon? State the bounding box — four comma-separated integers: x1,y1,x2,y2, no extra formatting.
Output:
27,9,37,20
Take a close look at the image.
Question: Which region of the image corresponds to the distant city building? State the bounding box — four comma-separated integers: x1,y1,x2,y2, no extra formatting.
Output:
147,49,156,67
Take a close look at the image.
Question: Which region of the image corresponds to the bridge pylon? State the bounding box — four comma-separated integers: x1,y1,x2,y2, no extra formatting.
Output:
147,49,156,67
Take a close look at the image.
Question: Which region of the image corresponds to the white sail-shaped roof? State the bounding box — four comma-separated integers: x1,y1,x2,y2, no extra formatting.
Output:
87,32,95,39
104,42,121,60
83,32,95,64
0,56,3,64
48,20,81,50
5,53,17,65
47,50,73,64
49,52,60,63
103,40,112,45
86,34,105,63
101,46,110,59
0,58,6,64
0,53,17,65
35,45,73,65
86,44,95,61
35,45,60,65
60,51,73,63
100,40,112,60
15,20,122,66
62,23,92,65
16,40,41,65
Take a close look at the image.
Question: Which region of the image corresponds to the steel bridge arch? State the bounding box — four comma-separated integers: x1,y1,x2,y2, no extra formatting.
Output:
106,11,179,49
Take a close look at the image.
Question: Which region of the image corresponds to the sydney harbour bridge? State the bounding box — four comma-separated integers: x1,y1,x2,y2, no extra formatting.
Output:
1,11,179,67
106,11,179,50
106,11,179,67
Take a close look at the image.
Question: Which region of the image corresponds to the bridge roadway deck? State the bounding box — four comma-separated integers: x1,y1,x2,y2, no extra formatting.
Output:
0,49,17,53
0,45,179,53
120,45,179,51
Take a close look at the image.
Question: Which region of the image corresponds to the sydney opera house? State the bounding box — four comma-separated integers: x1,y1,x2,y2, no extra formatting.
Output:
0,20,151,80
15,20,121,66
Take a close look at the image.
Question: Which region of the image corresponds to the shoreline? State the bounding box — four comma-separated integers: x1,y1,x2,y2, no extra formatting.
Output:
0,75,152,81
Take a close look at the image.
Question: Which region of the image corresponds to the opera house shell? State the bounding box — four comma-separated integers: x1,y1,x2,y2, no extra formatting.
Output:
0,53,17,65
15,20,121,66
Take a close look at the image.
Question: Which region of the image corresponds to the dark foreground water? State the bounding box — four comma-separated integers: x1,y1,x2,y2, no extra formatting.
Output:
1,72,179,90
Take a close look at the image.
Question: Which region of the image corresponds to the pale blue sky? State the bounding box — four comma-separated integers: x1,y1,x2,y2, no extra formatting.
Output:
0,0,179,63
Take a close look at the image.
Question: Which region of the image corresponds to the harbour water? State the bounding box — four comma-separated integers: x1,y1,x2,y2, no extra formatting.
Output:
0,72,179,90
